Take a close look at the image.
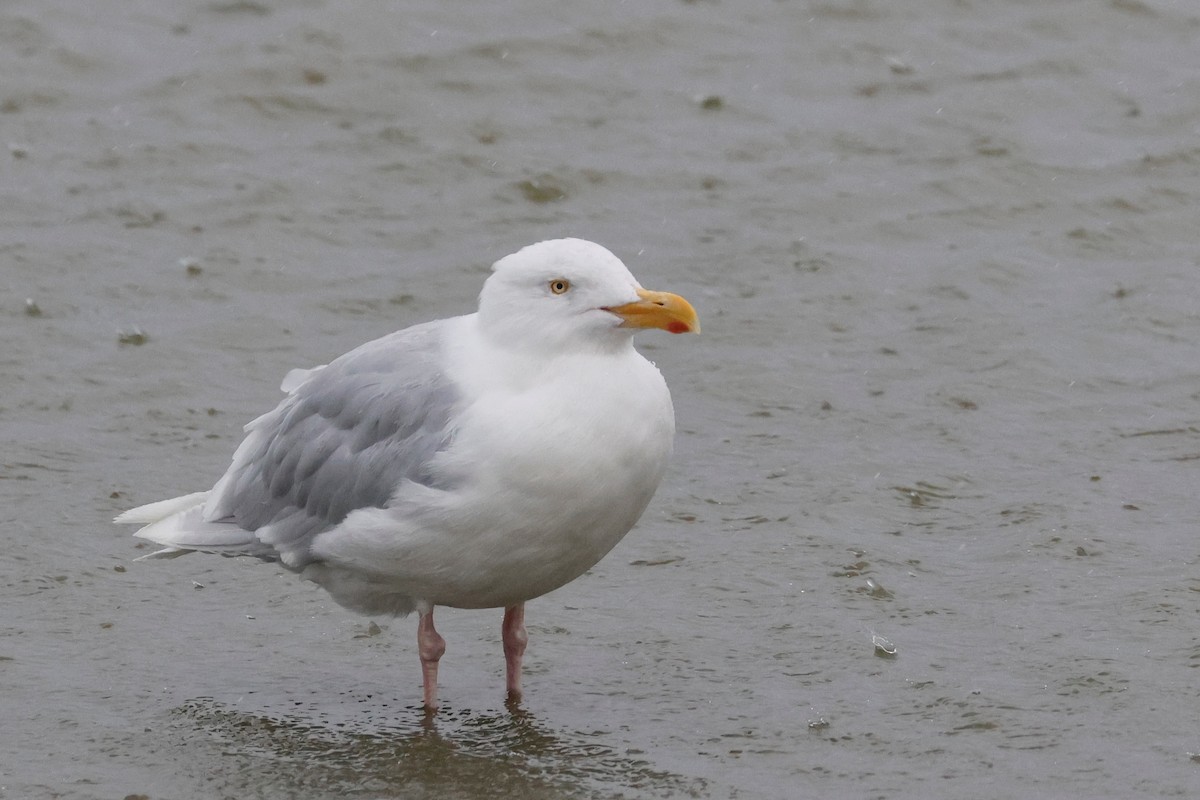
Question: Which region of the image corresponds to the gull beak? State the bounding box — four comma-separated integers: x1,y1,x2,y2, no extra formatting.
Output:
603,289,700,335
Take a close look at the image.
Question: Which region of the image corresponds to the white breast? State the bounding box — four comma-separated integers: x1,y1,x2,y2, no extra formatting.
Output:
307,323,676,612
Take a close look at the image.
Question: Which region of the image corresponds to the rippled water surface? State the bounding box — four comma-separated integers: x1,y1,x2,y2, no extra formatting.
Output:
3,1,1199,798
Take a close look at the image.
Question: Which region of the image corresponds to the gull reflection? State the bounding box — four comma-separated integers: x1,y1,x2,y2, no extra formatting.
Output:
169,693,701,799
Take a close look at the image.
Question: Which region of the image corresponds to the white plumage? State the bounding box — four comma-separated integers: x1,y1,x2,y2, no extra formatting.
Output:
116,238,699,709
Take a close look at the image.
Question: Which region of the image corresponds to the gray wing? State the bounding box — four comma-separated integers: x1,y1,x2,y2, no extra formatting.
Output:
205,318,463,568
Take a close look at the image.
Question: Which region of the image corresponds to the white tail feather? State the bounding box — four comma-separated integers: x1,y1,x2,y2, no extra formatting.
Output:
117,490,267,558
133,546,191,561
114,491,210,525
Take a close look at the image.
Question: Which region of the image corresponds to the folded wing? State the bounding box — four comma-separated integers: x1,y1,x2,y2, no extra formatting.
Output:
121,319,464,569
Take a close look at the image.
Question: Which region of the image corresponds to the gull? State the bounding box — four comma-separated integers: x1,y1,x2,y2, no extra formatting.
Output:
116,238,699,709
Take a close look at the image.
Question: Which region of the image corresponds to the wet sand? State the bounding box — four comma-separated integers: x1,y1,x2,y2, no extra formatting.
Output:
3,1,1199,797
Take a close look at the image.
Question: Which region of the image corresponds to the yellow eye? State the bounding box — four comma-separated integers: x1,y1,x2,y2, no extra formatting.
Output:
548,278,571,295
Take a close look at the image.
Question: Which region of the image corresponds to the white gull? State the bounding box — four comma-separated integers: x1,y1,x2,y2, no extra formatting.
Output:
115,238,699,709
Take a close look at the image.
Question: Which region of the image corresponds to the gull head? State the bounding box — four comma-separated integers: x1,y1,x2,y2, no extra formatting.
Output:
478,238,699,354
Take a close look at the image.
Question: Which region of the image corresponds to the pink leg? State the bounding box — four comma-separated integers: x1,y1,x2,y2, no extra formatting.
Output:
502,603,528,699
417,609,446,711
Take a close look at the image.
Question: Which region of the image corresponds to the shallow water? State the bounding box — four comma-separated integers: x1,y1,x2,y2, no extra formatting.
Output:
3,1,1199,797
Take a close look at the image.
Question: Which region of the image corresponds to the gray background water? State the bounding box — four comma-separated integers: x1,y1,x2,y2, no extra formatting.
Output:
3,1,1198,797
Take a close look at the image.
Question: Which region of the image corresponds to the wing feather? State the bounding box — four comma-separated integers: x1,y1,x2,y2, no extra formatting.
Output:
203,318,464,567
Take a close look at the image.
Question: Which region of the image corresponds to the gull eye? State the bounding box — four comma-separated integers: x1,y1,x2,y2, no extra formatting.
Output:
548,278,571,295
